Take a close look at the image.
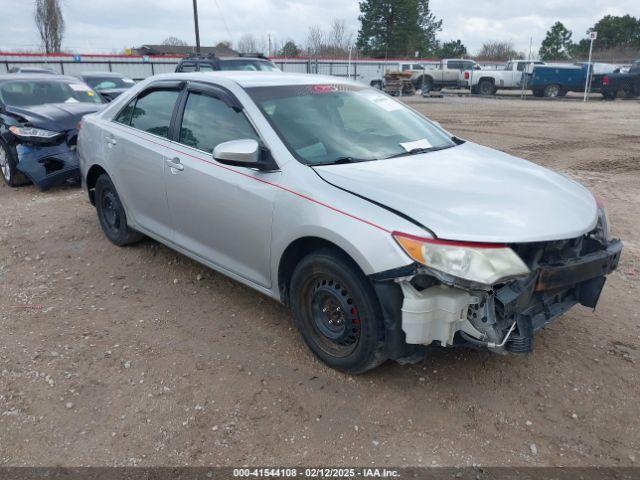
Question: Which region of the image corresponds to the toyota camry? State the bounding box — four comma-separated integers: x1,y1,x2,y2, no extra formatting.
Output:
77,72,622,373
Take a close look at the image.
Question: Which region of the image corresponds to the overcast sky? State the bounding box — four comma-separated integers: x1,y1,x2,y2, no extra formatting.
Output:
1,0,638,56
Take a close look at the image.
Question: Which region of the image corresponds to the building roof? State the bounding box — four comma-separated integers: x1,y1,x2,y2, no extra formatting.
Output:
134,43,238,57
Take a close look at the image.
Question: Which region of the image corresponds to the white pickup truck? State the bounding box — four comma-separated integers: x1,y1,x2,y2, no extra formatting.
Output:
419,58,480,94
462,60,545,95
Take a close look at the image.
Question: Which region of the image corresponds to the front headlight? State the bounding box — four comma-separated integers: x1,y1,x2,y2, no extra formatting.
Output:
393,231,530,286
9,126,62,141
593,196,609,243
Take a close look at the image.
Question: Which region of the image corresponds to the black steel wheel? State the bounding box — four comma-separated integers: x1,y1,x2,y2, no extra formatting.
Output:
290,249,387,373
95,174,143,246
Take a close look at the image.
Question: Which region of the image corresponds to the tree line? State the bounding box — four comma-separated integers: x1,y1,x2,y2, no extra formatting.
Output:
32,0,640,63
539,15,640,61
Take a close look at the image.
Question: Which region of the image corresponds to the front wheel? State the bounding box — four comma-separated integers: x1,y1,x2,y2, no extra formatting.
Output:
290,249,387,374
0,141,29,187
95,174,144,246
421,76,433,96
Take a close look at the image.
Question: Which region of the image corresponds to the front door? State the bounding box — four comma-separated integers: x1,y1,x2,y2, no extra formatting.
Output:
163,84,277,287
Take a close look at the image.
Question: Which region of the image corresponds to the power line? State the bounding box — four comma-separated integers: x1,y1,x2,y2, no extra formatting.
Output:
213,0,234,44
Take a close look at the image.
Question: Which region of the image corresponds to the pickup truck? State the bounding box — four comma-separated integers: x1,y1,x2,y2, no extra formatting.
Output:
419,58,480,94
601,59,640,100
461,60,544,95
527,63,618,98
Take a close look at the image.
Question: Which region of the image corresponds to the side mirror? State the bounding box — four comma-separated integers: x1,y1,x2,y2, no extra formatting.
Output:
213,139,278,171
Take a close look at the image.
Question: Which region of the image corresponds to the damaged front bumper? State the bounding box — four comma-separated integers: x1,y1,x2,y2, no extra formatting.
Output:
371,237,622,362
16,140,79,191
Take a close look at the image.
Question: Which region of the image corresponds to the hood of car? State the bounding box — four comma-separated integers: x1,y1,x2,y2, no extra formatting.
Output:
5,103,103,132
313,142,598,243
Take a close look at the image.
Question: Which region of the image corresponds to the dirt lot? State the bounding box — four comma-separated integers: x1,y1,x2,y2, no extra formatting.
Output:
1,96,639,467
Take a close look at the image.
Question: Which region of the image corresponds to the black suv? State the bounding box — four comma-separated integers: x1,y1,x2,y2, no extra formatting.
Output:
175,53,280,73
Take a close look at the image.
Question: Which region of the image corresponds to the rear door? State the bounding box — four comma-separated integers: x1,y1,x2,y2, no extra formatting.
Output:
103,82,183,241
163,82,277,287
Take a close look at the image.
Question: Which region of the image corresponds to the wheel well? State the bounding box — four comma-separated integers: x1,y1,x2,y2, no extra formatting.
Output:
86,165,107,205
277,237,362,305
479,77,495,85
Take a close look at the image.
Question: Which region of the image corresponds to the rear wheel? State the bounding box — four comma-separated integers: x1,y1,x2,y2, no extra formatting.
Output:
543,84,562,98
95,174,143,246
0,140,29,187
290,249,387,374
478,79,495,96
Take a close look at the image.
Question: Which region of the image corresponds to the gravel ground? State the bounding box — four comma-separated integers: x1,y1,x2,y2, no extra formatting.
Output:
0,95,639,467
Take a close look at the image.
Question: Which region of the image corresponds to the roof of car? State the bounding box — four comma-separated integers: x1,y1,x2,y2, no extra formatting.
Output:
156,71,355,89
0,73,83,83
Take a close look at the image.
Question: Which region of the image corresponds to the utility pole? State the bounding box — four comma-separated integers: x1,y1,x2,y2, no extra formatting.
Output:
192,0,201,55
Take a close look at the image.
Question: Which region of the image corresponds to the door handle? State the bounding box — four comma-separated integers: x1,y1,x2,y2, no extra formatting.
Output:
166,157,184,171
105,136,117,146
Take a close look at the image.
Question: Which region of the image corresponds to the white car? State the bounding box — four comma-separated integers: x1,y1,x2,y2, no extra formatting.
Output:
77,72,622,373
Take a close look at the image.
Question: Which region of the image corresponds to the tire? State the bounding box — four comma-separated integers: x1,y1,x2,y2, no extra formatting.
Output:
543,84,562,98
0,140,29,187
478,79,495,96
532,89,544,97
470,85,479,95
94,174,143,246
289,249,387,374
421,76,433,96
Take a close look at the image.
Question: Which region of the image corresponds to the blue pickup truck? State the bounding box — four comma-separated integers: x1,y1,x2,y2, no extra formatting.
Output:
527,63,611,98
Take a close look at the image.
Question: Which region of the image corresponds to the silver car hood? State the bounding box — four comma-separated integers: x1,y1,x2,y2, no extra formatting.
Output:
313,142,597,243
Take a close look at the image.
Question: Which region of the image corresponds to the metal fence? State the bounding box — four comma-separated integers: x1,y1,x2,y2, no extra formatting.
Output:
0,53,454,86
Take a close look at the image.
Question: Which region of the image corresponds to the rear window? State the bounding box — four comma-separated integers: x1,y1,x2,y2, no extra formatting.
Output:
83,76,135,91
0,80,102,107
218,60,279,72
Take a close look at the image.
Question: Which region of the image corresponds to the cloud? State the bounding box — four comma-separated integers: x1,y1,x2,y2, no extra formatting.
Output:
1,0,638,55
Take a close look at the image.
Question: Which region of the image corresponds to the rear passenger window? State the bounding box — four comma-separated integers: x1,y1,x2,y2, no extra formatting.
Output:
179,63,197,72
114,99,135,125
129,89,180,138
178,92,258,153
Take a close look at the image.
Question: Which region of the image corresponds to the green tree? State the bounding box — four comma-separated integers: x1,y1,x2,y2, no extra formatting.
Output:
539,21,573,60
279,40,301,57
437,39,467,58
356,0,442,58
588,15,640,50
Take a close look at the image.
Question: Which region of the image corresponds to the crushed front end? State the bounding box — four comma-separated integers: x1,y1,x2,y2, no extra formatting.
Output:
13,128,80,191
372,217,622,362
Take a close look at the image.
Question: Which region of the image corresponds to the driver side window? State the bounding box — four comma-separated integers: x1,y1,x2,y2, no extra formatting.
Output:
178,91,259,153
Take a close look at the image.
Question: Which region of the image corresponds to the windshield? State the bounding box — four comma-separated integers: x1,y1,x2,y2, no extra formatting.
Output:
83,76,135,91
219,60,280,72
0,80,102,107
247,84,456,165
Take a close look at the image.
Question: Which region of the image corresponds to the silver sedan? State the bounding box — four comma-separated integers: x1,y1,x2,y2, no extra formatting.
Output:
78,72,622,373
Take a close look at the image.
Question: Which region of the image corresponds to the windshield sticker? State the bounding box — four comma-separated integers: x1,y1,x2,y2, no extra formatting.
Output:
69,83,91,92
400,139,433,151
358,91,402,112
